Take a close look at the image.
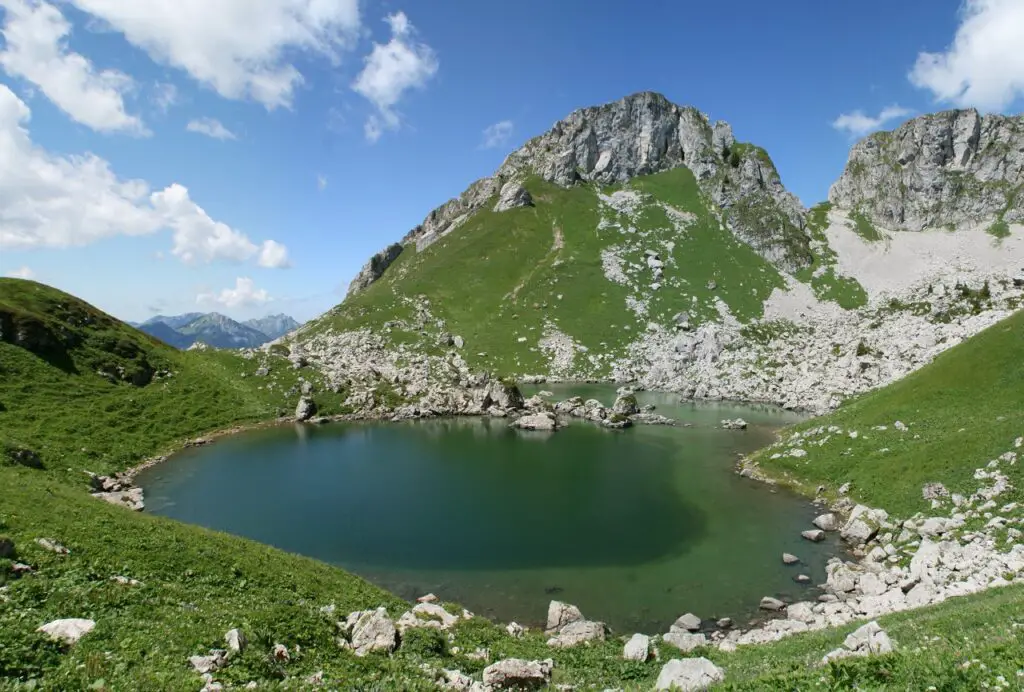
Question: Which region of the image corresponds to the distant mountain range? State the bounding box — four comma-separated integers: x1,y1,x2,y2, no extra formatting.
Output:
136,312,300,349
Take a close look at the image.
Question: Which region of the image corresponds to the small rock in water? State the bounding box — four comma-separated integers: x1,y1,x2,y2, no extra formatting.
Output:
716,617,733,629
801,529,826,542
759,597,786,611
417,593,439,603
782,553,800,565
671,613,702,632
812,513,839,531
794,574,812,584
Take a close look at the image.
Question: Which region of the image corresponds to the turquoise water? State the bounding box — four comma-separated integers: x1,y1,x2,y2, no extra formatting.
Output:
138,387,839,632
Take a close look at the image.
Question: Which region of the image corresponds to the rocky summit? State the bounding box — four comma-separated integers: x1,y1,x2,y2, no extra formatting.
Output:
284,93,1024,417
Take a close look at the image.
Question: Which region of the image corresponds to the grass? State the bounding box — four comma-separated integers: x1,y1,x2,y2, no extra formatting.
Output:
793,203,869,310
849,211,885,242
987,219,1011,239
1,275,1024,687
307,168,791,379
755,309,1024,518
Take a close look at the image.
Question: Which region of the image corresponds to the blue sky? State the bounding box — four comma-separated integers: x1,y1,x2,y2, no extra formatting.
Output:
0,0,1021,322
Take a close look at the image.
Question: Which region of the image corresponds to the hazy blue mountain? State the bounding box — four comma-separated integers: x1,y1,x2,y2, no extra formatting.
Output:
143,313,204,330
243,314,301,340
138,321,195,349
176,313,272,349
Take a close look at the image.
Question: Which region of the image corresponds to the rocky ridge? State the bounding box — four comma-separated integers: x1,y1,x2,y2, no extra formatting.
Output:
386,91,810,273
830,109,1024,232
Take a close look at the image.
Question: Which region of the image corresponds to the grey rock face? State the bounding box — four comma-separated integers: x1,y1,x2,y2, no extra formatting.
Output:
493,181,534,212
544,600,584,634
546,619,607,647
392,92,810,278
655,657,725,691
347,243,404,296
829,109,1024,230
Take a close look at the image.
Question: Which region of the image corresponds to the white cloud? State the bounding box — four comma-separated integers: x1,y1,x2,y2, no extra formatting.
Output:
5,265,34,278
197,277,270,308
480,119,513,149
832,105,913,136
257,239,290,268
910,0,1024,110
66,0,361,110
152,82,179,112
0,85,288,267
0,0,146,134
186,117,236,140
352,11,438,142
317,173,328,191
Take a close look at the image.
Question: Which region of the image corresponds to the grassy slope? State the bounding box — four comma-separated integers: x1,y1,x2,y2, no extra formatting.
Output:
756,309,1024,518
309,167,792,378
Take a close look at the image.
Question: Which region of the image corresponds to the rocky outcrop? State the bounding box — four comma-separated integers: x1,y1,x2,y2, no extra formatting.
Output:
295,397,317,422
829,109,1024,231
823,620,894,663
347,243,404,296
338,608,397,656
493,181,533,212
390,92,811,276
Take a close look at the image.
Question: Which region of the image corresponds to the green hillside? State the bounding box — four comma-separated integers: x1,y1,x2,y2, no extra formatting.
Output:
304,167,863,379
756,309,1024,517
3,278,1024,690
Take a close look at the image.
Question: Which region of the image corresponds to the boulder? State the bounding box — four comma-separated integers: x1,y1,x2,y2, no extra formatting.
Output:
189,650,228,674
623,633,651,661
655,657,725,691
782,553,800,565
801,529,826,542
720,418,747,430
715,618,733,629
545,600,583,634
511,412,559,431
505,622,525,638
482,658,553,690
546,619,606,648
224,628,247,655
485,380,525,411
295,397,317,422
671,613,702,632
612,392,640,416
340,607,397,656
662,631,707,653
37,618,95,645
813,513,839,531
397,602,460,632
841,505,888,545
823,620,894,663
759,597,786,611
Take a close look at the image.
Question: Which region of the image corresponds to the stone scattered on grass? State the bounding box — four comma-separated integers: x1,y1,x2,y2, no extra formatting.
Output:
35,538,69,554
823,620,894,663
339,607,398,656
655,657,725,691
623,633,651,661
482,658,553,690
37,618,95,645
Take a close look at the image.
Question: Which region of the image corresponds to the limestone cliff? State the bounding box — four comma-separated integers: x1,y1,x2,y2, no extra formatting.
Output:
395,92,810,272
829,109,1024,231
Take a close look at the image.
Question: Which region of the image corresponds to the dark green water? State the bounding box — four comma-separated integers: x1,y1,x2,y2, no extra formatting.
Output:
138,387,840,632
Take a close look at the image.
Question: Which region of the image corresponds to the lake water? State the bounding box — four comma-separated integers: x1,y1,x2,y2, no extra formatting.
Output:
138,386,840,632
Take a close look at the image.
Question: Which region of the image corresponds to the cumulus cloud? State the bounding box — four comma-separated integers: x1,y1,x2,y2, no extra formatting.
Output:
197,277,270,308
186,117,236,140
832,105,913,136
0,85,287,267
352,11,438,142
910,0,1024,110
65,0,361,110
480,120,513,149
257,239,290,268
5,265,34,279
0,0,146,134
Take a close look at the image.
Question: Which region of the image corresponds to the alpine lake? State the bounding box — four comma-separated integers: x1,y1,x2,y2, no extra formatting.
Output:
137,385,842,633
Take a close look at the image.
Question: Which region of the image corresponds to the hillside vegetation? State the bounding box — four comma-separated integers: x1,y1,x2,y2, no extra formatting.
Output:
2,277,1024,689
305,168,863,380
